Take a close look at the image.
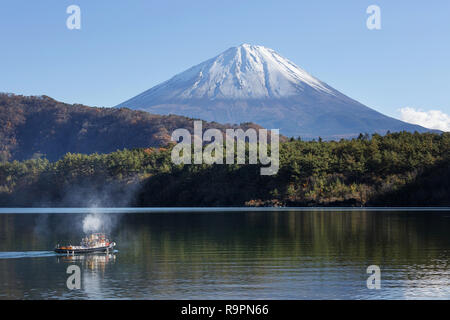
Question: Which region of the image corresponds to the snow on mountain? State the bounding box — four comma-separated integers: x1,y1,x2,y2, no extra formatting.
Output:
146,44,334,100
115,44,431,139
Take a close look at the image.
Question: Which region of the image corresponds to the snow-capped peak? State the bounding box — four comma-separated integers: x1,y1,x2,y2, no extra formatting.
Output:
116,44,432,139
143,44,335,101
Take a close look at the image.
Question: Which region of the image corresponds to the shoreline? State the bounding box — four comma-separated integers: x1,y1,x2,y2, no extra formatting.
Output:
1,207,450,214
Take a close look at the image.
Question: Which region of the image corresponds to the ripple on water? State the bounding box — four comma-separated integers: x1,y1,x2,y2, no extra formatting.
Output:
0,251,57,259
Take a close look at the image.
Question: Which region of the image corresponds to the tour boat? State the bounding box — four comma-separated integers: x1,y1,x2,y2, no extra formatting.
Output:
55,233,116,254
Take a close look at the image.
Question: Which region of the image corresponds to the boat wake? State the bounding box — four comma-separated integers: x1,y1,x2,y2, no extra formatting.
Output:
0,251,57,259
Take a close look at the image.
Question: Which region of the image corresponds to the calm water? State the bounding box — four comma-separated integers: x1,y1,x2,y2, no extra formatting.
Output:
0,208,450,299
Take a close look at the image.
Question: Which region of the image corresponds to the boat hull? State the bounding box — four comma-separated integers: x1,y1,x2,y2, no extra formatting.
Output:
55,243,115,254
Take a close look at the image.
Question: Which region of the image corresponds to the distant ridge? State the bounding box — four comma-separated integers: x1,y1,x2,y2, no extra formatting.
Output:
0,93,264,161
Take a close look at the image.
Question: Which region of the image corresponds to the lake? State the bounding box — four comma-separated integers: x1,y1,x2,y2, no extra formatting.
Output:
0,208,449,299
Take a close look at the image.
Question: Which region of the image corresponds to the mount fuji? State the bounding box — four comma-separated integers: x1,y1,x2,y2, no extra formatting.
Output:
115,44,430,139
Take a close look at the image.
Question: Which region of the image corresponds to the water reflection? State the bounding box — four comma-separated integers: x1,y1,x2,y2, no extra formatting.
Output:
55,253,116,299
0,210,449,299
57,253,116,272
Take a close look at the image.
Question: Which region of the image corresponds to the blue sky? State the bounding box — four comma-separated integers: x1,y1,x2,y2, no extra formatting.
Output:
0,0,449,126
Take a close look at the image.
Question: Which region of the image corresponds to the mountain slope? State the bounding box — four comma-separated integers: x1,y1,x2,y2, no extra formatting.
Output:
116,44,431,139
0,94,263,161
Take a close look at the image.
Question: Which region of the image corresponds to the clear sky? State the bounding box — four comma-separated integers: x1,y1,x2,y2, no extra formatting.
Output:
1,0,449,127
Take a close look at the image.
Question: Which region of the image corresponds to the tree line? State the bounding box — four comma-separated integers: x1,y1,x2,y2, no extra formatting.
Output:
0,131,449,207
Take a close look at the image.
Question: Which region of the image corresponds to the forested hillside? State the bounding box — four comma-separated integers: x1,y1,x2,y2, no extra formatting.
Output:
0,94,263,161
1,131,448,207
